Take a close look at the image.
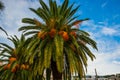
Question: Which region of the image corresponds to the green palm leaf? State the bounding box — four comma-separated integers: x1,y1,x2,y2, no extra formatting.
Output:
39,0,50,14
0,27,8,36
54,35,64,72
60,0,69,14
44,41,52,68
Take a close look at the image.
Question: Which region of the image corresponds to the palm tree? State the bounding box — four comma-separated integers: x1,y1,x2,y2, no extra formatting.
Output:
0,35,44,80
19,0,97,80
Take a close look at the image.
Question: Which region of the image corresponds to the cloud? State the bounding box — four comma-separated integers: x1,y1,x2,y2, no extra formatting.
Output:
98,21,108,25
113,61,120,65
82,20,120,52
113,14,120,20
102,27,117,35
0,0,40,37
81,20,120,36
101,2,107,8
87,46,120,75
81,20,120,75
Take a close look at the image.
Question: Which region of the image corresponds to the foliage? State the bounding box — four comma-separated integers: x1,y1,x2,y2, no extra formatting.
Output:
0,0,97,80
19,0,97,79
0,35,44,80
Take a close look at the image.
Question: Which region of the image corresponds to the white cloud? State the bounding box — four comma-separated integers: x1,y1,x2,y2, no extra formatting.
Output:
102,27,117,35
113,14,120,20
81,20,120,75
81,20,96,28
0,0,40,37
101,2,107,8
112,61,120,65
87,46,120,75
98,21,108,25
82,20,120,36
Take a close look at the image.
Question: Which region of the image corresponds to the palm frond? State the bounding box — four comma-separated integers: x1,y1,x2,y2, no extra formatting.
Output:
0,27,8,36
49,0,54,16
68,5,80,21
78,35,98,50
54,35,64,72
71,18,89,26
53,1,58,17
44,41,52,68
39,0,50,14
23,31,38,36
63,3,74,20
22,18,36,25
60,0,69,14
77,29,90,36
0,43,13,51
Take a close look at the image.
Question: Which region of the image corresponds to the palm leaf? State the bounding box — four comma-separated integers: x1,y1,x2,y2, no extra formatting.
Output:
0,27,8,36
39,0,50,14
60,0,69,14
77,29,90,36
68,5,80,20
0,43,13,51
22,18,35,24
78,35,98,50
37,7,50,21
54,35,64,72
49,0,54,16
44,41,52,68
63,3,74,20
19,26,38,31
23,31,38,36
71,18,89,26
53,1,58,17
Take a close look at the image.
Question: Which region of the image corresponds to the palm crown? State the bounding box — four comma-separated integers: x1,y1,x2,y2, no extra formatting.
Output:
0,35,34,80
0,0,97,80
19,0,97,79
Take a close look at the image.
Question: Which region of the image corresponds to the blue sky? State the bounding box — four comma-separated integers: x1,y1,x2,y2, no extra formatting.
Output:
0,0,120,75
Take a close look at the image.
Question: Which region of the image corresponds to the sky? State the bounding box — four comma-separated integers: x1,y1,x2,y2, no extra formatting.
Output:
0,0,120,76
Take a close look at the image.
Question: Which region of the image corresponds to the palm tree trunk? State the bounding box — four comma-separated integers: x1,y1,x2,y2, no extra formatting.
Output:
51,60,62,80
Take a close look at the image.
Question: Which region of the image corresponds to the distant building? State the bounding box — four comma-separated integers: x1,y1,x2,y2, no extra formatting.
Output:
98,76,108,80
106,74,120,80
108,75,116,80
115,74,120,80
72,73,120,80
72,75,94,80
